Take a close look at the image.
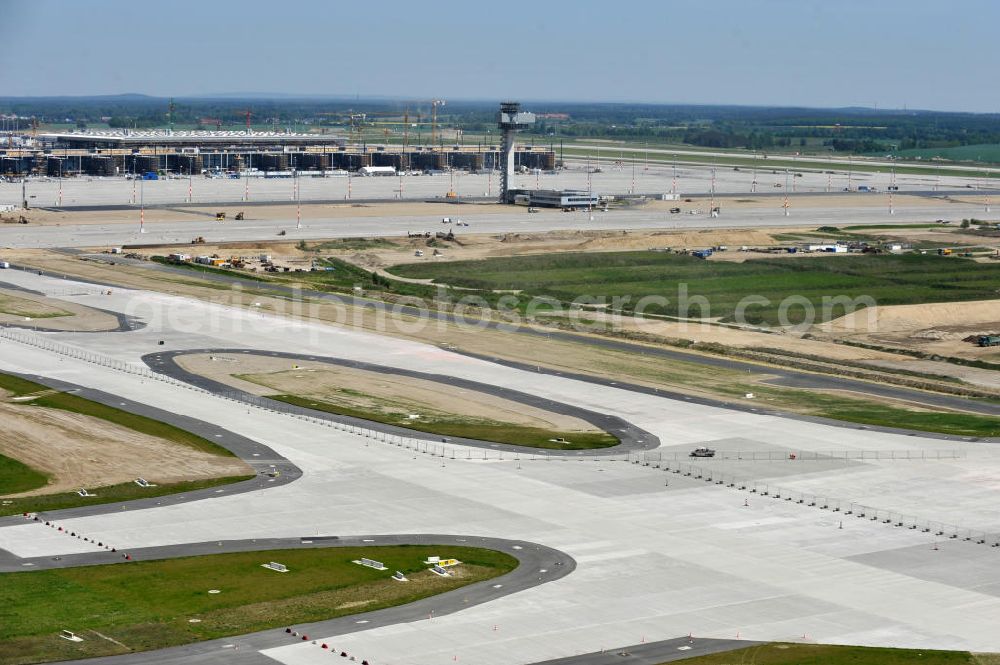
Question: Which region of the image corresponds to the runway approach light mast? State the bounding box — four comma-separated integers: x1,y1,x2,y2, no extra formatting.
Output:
497,101,535,203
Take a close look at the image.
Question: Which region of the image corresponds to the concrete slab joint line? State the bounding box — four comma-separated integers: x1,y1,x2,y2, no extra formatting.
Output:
660,458,1000,547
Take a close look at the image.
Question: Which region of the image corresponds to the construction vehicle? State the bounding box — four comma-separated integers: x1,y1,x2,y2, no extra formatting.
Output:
215,212,226,221
191,236,206,244
234,212,244,220
978,335,1000,347
938,248,953,256
527,207,539,213
689,447,716,458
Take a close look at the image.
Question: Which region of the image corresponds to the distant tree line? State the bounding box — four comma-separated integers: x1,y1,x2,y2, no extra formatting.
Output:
4,96,1000,156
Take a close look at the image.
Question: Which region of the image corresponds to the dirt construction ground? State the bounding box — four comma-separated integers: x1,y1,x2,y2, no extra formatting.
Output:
176,353,601,433
5,243,1000,389
0,394,250,498
823,299,1000,359
0,286,123,331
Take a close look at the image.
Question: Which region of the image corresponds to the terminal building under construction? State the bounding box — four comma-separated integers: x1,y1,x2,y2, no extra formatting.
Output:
0,130,557,177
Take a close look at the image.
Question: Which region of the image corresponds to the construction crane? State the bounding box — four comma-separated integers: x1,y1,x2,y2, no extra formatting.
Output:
167,98,176,132
430,99,445,146
244,109,253,134
402,107,410,171
349,113,366,145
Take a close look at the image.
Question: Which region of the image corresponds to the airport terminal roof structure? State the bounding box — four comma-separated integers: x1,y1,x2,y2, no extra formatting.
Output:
42,130,347,148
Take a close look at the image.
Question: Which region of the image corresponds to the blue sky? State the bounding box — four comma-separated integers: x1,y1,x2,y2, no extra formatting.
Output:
2,0,998,112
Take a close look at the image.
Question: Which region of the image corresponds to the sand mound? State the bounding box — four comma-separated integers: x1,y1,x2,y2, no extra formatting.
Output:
824,299,1000,335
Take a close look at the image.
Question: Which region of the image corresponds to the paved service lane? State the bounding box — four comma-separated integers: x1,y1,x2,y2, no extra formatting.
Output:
528,637,753,665
145,348,660,456
5,269,1000,664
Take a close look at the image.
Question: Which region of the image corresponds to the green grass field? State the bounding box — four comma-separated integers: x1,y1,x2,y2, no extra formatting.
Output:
560,145,1000,179
0,372,249,514
155,255,440,302
0,372,234,458
0,455,48,496
0,545,517,665
0,295,71,319
670,642,981,665
389,252,1000,326
269,394,619,449
734,386,1000,438
0,475,255,516
896,143,1000,164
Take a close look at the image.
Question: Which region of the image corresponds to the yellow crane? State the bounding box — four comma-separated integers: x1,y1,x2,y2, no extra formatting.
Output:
430,99,445,146
402,107,409,171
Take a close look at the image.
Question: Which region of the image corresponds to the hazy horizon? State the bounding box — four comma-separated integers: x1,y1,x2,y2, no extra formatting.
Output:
3,0,1000,114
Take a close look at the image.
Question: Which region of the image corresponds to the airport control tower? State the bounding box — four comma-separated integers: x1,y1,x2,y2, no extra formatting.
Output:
497,101,535,203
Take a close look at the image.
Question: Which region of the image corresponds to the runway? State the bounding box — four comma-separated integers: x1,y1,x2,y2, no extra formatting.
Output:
3,270,1000,664
1,156,994,249
0,199,982,249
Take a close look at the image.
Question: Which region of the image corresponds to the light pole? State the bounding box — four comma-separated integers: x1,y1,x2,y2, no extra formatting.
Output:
671,154,677,197
295,170,301,229
783,169,790,216
888,145,896,216
139,175,145,233
587,162,594,221
710,165,716,216
983,168,991,213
